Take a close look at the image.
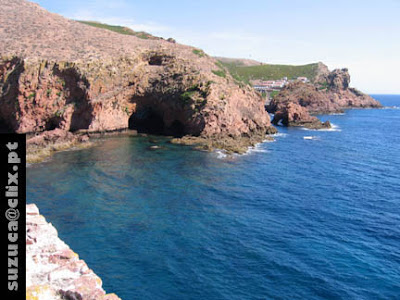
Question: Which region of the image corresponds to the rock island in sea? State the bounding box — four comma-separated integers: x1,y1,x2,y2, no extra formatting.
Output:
266,67,382,128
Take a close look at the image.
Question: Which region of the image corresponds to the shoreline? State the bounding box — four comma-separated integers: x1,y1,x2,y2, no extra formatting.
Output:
24,101,389,165
26,128,139,164
26,126,279,163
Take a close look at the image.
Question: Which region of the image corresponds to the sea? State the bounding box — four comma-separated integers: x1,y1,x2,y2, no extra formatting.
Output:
27,95,400,299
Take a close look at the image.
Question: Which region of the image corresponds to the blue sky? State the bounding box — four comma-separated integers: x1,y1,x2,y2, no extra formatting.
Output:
35,0,400,93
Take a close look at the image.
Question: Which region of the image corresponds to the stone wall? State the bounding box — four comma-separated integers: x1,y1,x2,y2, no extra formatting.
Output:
26,204,120,300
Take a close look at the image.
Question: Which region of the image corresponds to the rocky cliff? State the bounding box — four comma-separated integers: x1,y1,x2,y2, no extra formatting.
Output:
0,0,273,155
267,68,382,128
26,204,120,300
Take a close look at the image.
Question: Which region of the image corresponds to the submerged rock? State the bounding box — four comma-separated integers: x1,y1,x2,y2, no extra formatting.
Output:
305,120,331,130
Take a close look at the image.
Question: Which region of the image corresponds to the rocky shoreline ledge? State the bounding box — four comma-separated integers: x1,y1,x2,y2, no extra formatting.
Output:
26,128,140,163
26,204,120,300
25,126,279,163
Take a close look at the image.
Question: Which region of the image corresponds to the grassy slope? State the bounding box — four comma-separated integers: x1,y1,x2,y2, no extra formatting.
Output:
78,21,160,40
78,21,319,84
219,61,320,83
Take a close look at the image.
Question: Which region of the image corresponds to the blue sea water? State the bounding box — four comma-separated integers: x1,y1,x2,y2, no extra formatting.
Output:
27,95,400,299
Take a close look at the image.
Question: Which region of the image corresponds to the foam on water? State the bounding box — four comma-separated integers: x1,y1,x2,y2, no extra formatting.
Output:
303,135,321,141
213,149,228,159
244,143,269,155
300,123,341,132
271,132,287,138
382,106,400,110
213,142,270,159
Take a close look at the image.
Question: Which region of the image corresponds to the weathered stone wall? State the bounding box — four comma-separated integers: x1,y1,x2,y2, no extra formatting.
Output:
26,204,120,300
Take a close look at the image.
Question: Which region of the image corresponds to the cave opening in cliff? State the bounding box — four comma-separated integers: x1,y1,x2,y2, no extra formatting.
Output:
167,120,185,138
128,108,186,138
148,55,163,66
129,108,165,135
45,117,61,131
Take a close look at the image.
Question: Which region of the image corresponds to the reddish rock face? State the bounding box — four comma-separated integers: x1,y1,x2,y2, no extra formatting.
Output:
272,102,330,129
313,62,331,84
26,128,77,146
267,81,335,114
273,102,316,126
0,0,271,144
267,68,382,127
328,68,350,91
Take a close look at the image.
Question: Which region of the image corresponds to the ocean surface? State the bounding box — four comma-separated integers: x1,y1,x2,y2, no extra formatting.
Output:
27,95,400,299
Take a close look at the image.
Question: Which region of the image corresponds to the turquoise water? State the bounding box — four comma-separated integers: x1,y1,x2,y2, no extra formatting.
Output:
27,95,400,299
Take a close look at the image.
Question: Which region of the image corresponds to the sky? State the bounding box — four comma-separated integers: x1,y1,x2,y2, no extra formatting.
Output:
34,0,400,94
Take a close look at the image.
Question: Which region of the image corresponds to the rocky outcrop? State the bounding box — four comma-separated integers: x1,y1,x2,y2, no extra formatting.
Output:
272,102,331,129
267,67,382,127
170,126,277,154
27,129,85,147
268,81,334,114
25,128,95,163
26,204,120,300
327,68,350,91
313,62,330,84
0,0,273,156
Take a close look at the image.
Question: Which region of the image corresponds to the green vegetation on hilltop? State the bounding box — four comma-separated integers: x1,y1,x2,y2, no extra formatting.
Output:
212,70,226,78
219,61,320,83
78,21,319,88
211,61,227,78
78,21,160,40
192,49,207,57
